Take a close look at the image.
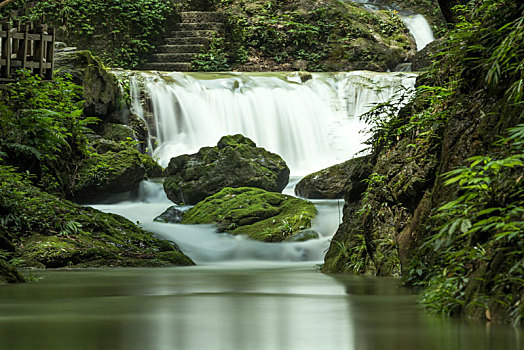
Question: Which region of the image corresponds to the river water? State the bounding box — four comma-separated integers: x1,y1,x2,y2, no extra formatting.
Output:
0,264,522,350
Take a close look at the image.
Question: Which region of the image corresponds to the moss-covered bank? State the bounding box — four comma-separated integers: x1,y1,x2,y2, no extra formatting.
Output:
182,187,317,242
193,0,416,72
322,0,524,325
0,166,194,271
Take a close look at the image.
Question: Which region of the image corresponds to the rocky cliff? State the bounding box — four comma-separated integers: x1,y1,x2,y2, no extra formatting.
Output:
323,0,524,325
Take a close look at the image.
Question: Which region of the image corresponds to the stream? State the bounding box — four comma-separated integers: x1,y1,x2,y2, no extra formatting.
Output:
0,17,522,349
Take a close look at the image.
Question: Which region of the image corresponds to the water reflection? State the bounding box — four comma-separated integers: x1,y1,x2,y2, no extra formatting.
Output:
0,265,521,350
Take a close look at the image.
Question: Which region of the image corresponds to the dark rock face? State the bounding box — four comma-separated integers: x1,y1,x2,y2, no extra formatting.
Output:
295,155,373,200
154,206,184,223
164,134,290,205
181,187,317,242
0,259,25,284
412,39,443,71
54,50,122,120
322,137,438,276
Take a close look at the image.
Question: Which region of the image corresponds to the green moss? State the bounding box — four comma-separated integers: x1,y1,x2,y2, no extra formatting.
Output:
182,187,317,242
0,165,194,269
100,123,135,142
71,147,145,202
140,154,164,178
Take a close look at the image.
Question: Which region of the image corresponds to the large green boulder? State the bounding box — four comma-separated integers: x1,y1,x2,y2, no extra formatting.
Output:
70,147,146,203
164,135,290,205
182,187,317,242
295,155,373,200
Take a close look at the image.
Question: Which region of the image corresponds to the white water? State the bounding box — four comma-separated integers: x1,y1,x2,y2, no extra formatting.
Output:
400,14,435,51
93,180,337,264
131,71,416,175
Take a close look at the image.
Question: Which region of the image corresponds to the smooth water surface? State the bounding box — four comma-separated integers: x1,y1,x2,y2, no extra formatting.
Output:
0,264,521,350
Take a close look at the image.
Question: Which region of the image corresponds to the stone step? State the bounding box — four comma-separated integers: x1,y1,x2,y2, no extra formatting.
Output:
170,29,217,38
156,44,205,53
165,36,211,45
141,62,192,72
180,11,226,23
151,53,197,62
177,22,224,31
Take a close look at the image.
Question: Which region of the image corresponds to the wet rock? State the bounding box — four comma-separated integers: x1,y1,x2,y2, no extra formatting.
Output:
182,187,317,242
164,134,290,205
412,39,443,71
295,155,373,200
285,229,320,242
154,206,184,223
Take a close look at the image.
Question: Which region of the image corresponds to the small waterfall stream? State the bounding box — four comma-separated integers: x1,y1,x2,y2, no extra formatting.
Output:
348,0,435,51
93,71,416,264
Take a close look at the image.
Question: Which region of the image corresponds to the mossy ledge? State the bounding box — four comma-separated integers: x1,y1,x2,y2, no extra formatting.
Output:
181,187,317,242
0,168,194,271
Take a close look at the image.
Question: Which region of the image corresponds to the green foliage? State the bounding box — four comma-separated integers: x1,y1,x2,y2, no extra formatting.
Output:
0,70,94,166
7,0,175,68
192,36,230,72
203,0,412,71
335,234,369,273
416,124,524,321
357,173,386,217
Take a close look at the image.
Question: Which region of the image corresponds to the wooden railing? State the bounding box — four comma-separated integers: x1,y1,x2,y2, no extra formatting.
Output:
0,19,55,81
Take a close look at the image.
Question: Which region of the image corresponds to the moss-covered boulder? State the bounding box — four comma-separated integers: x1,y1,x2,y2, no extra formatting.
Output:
54,50,123,120
182,187,317,242
0,168,194,269
164,134,290,205
71,147,146,202
0,259,25,284
295,155,373,200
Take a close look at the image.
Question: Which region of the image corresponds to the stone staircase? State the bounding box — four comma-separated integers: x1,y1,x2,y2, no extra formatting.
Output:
142,11,225,72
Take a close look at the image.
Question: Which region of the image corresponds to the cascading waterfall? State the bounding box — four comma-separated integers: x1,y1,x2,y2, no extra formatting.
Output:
94,71,416,263
131,71,417,175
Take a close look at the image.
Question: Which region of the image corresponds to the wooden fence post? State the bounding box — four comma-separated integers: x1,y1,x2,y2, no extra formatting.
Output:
0,20,11,79
44,26,54,80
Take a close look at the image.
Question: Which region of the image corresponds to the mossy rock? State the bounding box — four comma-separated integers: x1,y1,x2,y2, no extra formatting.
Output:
295,155,373,200
182,187,317,242
54,50,123,120
0,258,25,284
140,153,165,178
71,147,146,202
0,169,194,269
100,123,135,142
164,134,290,205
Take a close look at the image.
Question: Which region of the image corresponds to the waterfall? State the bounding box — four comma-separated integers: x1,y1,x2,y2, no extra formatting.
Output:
346,0,435,51
399,14,435,50
130,71,417,175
